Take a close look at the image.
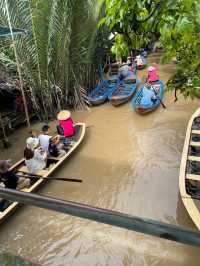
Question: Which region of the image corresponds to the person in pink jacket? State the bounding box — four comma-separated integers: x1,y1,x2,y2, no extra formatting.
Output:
147,66,159,82
57,110,75,137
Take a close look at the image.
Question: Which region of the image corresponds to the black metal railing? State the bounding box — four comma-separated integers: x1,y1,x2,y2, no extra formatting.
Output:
0,187,200,247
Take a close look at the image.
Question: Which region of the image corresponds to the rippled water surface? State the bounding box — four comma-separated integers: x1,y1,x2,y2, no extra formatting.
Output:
0,53,199,265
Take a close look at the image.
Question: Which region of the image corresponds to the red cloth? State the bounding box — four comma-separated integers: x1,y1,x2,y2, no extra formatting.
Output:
59,118,75,137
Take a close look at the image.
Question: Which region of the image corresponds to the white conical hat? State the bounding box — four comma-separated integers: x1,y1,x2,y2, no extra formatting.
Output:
57,110,71,120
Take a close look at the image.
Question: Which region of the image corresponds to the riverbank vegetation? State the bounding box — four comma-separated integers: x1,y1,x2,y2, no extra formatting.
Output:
0,0,108,120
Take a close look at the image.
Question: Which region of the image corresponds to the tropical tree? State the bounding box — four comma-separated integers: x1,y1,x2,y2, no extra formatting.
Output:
161,1,200,98
0,0,105,120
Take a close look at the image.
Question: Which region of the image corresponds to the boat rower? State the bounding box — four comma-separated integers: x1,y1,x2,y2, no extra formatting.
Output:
0,160,30,190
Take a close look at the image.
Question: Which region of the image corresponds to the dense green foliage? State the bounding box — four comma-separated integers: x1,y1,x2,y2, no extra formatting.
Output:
100,0,200,97
0,0,105,119
161,1,200,98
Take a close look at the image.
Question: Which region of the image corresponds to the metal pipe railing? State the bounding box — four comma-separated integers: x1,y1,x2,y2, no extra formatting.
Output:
0,187,200,247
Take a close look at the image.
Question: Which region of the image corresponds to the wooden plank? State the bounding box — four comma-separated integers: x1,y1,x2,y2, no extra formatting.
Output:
190,141,200,147
186,174,200,181
188,156,200,162
192,130,200,135
47,156,60,161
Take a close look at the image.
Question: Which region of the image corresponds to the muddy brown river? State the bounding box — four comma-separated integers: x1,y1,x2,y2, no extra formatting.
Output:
0,53,200,265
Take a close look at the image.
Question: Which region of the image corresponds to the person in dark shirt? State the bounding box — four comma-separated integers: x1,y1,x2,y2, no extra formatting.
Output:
0,160,31,211
0,160,18,189
0,170,18,189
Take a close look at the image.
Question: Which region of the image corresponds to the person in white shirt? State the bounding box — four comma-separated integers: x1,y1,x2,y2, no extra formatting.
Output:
38,125,51,153
24,137,47,174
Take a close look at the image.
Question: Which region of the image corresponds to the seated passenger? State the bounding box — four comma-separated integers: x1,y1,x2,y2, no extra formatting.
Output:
0,159,30,190
135,55,144,66
141,83,157,106
48,137,66,157
57,110,75,138
24,137,47,174
147,66,159,82
38,125,51,153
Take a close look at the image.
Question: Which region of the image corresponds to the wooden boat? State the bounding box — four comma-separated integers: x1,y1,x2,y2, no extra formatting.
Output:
179,108,200,230
108,75,140,106
88,76,119,106
132,80,165,114
0,122,85,224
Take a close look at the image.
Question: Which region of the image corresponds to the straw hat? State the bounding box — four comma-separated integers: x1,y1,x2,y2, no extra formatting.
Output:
0,160,12,173
57,110,71,121
26,137,39,151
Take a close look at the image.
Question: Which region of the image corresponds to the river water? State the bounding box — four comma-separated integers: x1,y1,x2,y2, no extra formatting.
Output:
0,53,199,265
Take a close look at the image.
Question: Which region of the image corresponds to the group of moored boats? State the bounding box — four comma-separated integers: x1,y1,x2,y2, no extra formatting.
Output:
88,55,165,114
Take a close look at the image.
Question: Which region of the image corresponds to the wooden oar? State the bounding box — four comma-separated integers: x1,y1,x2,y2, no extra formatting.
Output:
16,172,82,183
151,86,166,109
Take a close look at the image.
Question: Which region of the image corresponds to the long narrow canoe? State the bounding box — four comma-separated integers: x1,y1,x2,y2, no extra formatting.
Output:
179,108,200,230
88,76,119,106
0,123,85,224
108,76,140,106
132,80,164,114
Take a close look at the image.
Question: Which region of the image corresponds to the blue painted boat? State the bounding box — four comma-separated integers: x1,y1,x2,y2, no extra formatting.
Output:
88,75,119,106
132,80,165,114
108,75,140,106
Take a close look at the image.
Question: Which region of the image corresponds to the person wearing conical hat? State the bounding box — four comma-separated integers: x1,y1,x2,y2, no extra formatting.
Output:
147,66,159,82
57,110,75,137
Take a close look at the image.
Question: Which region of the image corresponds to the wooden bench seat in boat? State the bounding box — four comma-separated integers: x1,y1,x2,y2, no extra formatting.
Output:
18,165,48,176
186,174,200,181
192,130,200,134
47,155,61,161
190,141,200,147
188,156,200,162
